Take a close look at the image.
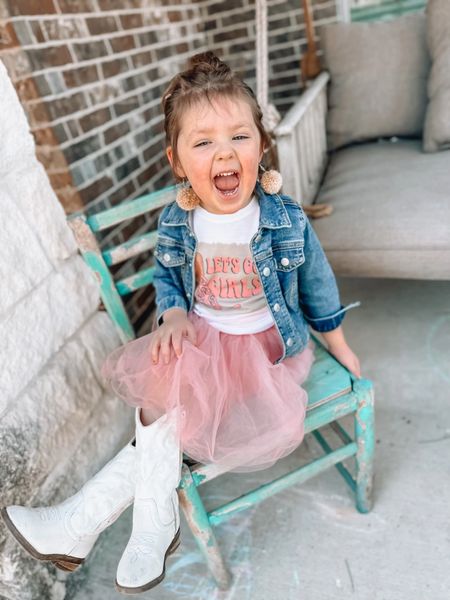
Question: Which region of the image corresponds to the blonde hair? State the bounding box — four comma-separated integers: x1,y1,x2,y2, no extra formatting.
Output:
162,51,273,176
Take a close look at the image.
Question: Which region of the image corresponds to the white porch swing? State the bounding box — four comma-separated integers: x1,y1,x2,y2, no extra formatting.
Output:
256,0,338,219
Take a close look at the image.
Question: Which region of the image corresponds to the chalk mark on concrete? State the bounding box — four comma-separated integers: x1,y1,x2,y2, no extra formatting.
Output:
345,558,355,593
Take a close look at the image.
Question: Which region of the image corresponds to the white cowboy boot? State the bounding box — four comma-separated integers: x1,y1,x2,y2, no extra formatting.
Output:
1,440,136,572
115,410,181,594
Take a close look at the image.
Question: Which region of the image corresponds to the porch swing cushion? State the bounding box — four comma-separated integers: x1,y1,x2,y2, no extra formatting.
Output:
321,12,430,151
311,138,450,279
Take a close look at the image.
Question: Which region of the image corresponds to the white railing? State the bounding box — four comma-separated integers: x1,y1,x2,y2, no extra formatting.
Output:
275,71,330,206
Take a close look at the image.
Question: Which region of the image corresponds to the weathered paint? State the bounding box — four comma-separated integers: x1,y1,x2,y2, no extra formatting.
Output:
68,216,135,343
178,465,231,590
354,385,375,513
116,266,155,295
87,185,177,232
103,230,158,266
191,461,236,487
312,429,356,492
304,336,353,410
304,392,359,434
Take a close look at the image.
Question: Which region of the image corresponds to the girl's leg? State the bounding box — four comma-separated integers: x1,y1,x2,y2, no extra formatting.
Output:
140,407,156,426
115,409,181,594
1,440,136,571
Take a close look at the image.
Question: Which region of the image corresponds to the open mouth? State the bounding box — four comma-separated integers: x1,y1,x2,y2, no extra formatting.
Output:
213,171,240,197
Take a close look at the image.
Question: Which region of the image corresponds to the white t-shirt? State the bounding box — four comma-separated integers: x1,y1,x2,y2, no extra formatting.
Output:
192,198,274,334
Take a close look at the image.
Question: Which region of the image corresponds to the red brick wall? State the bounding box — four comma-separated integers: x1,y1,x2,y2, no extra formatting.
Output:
1,0,207,216
0,0,338,332
1,0,337,214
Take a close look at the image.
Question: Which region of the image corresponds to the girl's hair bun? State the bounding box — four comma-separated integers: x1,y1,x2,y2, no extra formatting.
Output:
187,51,230,75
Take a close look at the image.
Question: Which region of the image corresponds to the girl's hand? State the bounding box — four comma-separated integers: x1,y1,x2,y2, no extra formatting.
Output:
319,325,362,379
151,308,197,364
327,342,362,379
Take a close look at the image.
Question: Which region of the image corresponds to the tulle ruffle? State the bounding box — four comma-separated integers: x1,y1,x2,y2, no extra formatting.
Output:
101,314,315,472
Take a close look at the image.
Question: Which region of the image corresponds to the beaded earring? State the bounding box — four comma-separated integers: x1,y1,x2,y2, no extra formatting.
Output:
259,164,283,195
175,179,201,211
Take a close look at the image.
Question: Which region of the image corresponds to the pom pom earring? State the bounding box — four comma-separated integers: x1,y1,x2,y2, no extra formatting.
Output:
176,179,201,211
259,164,283,195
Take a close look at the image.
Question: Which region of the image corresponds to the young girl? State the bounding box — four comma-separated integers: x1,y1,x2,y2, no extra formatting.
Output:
2,52,361,594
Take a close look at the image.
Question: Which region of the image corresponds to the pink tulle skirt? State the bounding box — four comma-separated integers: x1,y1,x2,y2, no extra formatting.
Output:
101,313,316,472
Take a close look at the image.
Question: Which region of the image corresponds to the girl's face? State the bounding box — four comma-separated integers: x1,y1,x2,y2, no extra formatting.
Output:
167,95,263,215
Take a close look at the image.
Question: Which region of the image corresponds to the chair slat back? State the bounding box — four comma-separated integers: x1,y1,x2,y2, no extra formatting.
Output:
68,185,177,343
87,186,177,232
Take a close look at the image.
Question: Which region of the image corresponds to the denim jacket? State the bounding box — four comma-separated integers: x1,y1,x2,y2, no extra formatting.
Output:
153,183,359,363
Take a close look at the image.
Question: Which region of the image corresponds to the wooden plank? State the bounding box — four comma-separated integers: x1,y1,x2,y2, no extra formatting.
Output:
304,342,353,409
354,382,375,513
116,266,156,295
312,429,356,491
178,465,231,589
304,391,358,433
103,231,158,266
68,216,135,343
190,391,358,488
87,185,177,232
207,441,357,526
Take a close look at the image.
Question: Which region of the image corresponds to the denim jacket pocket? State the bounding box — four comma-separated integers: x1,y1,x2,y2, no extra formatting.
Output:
154,239,186,268
273,241,305,272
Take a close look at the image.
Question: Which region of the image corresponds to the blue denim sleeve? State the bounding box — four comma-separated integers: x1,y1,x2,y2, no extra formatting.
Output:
153,209,189,325
153,258,188,325
298,213,359,332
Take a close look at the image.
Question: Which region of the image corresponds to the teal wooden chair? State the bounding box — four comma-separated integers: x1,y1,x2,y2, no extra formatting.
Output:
68,186,375,590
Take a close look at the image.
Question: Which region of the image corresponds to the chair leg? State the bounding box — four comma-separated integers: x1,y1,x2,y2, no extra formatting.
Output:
354,380,375,513
178,464,232,590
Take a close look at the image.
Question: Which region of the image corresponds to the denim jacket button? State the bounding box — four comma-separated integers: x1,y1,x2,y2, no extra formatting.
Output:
263,267,271,277
273,303,280,312
281,257,290,267
286,337,293,347
163,253,171,262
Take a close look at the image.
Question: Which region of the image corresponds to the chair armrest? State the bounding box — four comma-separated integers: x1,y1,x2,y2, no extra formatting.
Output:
274,71,330,205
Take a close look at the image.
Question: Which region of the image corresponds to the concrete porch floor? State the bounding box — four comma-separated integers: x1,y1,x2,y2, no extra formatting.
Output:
68,277,450,600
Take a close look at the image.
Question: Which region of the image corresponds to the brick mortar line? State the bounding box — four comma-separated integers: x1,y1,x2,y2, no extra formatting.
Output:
207,16,334,53
200,0,335,13
59,115,162,166
26,32,258,110
6,4,334,57
8,18,203,53
70,128,166,189
59,102,162,151
77,132,166,196
5,4,201,22
11,31,205,82
25,37,209,105
26,47,204,129
57,94,162,150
